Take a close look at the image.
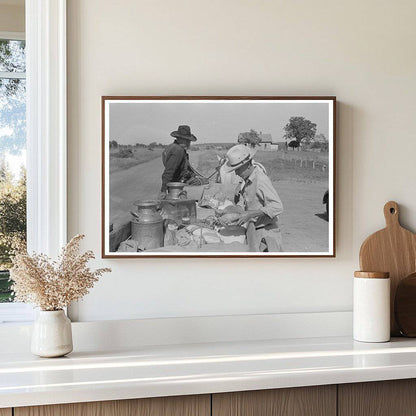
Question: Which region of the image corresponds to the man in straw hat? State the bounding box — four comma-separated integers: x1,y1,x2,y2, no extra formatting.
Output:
225,144,283,251
160,125,205,198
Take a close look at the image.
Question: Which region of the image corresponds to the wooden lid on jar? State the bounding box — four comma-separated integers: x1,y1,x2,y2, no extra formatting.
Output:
354,271,390,279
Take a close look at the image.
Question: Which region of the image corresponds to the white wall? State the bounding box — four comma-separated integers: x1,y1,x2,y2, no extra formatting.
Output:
67,0,416,321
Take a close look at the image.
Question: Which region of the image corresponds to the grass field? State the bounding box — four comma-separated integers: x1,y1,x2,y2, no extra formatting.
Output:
254,150,328,182
110,146,329,182
196,150,221,177
195,149,329,183
110,148,164,173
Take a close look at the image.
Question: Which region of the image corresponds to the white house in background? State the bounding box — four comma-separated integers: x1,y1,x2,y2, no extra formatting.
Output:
312,133,328,143
259,133,279,151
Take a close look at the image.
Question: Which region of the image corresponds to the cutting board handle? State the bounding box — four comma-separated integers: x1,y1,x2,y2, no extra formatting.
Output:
384,201,399,228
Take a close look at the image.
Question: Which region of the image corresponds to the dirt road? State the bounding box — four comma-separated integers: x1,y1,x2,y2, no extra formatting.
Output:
110,156,163,226
110,150,329,253
276,180,328,252
110,150,206,224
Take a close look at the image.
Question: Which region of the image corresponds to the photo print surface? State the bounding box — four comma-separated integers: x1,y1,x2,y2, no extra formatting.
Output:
102,97,335,257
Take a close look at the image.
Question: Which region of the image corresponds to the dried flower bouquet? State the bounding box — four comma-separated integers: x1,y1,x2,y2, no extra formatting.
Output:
10,234,111,311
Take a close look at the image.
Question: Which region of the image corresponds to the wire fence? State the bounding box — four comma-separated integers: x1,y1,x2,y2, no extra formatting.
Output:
288,158,328,171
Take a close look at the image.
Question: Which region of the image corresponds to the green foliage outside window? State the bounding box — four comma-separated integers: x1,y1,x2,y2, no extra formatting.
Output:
0,164,26,302
0,39,27,302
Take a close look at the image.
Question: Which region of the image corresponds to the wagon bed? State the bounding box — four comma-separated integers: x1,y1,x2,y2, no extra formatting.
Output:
108,184,278,253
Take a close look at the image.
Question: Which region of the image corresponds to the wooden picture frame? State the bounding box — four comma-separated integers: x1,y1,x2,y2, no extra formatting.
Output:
102,96,336,258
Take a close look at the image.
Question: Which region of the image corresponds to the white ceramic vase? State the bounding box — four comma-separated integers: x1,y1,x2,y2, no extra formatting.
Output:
31,310,73,358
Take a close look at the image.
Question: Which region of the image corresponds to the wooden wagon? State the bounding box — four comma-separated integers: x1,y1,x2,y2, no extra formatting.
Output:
109,185,280,254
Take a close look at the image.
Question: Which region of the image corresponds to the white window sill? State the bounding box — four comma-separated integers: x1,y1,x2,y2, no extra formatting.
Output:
0,303,35,324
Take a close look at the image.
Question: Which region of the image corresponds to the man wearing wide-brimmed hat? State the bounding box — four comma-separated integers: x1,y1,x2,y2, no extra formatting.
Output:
225,144,283,251
160,125,202,197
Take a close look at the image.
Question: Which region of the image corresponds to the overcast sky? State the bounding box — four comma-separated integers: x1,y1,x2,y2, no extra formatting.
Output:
109,101,330,145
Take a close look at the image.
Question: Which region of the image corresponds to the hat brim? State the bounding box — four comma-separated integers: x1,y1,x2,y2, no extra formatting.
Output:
223,163,241,173
171,131,197,142
224,148,257,172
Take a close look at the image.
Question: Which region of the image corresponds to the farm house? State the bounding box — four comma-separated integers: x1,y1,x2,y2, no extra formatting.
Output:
259,133,279,151
238,131,279,150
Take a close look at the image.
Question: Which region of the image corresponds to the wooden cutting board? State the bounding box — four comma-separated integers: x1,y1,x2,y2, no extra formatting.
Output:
359,201,416,335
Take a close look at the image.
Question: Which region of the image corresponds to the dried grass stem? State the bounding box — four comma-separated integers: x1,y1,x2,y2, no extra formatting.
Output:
10,235,111,310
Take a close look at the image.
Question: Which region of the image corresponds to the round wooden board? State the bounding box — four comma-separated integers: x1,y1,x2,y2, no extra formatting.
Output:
395,273,416,337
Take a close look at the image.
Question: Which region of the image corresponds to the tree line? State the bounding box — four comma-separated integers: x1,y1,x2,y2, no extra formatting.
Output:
237,117,327,150
110,140,167,150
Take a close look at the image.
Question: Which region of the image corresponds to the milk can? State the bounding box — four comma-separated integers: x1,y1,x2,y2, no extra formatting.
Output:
131,200,164,250
166,182,187,199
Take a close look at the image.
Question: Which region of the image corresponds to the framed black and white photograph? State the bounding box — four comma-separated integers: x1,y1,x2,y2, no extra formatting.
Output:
102,96,336,258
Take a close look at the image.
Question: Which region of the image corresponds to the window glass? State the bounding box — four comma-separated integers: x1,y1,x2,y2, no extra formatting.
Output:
0,39,26,303
0,40,26,72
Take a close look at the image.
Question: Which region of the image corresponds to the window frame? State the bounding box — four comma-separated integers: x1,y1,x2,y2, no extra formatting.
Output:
0,31,25,41
0,0,67,323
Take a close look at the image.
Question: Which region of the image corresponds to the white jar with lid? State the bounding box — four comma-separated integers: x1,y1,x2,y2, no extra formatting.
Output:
353,271,390,342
